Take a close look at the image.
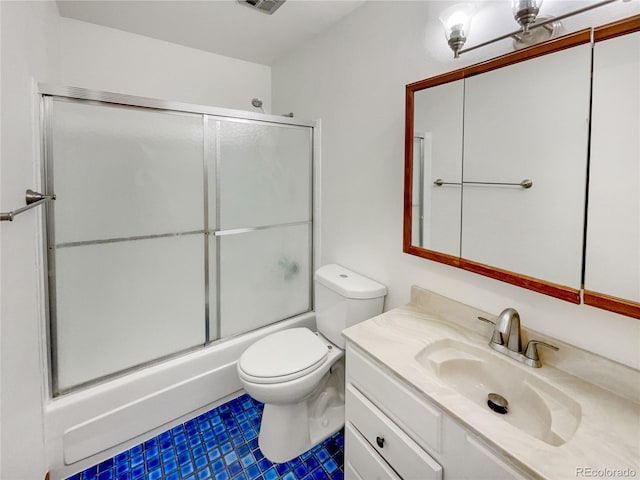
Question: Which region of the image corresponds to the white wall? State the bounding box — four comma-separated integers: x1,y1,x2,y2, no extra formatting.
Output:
54,16,271,112
1,4,272,479
1,2,59,479
272,0,640,369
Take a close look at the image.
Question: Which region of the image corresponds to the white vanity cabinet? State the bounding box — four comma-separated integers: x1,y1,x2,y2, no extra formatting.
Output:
345,344,532,480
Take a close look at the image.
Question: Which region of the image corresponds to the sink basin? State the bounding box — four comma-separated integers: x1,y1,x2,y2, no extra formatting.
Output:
415,339,582,446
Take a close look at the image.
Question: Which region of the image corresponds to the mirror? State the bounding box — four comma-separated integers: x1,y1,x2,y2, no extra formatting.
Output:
405,31,593,303
411,80,463,257
460,43,591,289
584,18,640,319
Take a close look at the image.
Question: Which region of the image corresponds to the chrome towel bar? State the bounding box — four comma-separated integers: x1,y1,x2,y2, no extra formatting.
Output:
433,179,533,189
0,189,56,222
432,179,461,187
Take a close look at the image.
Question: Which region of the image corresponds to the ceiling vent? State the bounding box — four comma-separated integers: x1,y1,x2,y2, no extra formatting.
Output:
238,0,286,15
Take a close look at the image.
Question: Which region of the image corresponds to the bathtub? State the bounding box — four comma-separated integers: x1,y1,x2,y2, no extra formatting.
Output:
45,312,315,480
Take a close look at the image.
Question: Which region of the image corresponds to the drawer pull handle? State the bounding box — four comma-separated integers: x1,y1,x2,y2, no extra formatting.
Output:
376,436,385,448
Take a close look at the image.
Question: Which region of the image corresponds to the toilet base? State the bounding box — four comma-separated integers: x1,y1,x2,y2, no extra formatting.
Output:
257,360,345,463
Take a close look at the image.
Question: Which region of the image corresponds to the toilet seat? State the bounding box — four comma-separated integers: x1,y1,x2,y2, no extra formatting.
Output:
238,328,329,385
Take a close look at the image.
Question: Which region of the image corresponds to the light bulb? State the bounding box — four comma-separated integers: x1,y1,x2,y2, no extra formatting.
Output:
439,4,475,58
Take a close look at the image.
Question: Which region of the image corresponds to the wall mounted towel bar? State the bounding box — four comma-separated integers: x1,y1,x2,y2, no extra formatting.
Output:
432,179,462,186
433,179,533,189
0,189,56,221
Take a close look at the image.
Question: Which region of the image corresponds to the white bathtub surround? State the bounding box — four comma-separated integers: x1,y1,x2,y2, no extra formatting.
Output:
342,286,640,480
45,313,314,480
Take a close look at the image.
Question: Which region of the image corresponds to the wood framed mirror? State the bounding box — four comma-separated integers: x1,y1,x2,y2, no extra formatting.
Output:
404,30,593,304
405,14,640,319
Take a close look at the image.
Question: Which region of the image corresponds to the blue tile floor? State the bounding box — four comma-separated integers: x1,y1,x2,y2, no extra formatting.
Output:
66,394,344,480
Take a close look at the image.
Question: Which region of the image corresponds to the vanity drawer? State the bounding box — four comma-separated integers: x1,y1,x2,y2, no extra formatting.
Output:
345,423,401,480
346,345,442,453
346,384,442,480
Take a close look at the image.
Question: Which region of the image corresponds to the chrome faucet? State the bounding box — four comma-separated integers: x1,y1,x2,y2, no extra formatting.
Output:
494,307,522,353
478,308,558,368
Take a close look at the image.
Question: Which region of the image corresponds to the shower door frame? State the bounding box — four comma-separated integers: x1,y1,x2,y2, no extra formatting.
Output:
39,83,321,397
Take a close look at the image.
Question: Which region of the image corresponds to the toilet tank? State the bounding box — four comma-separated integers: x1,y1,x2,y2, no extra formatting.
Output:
314,264,387,348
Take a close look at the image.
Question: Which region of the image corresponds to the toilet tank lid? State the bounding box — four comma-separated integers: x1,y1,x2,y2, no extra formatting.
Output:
315,264,387,299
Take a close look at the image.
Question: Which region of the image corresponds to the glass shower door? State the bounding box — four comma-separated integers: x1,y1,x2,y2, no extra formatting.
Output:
48,98,206,393
209,118,313,338
45,92,315,395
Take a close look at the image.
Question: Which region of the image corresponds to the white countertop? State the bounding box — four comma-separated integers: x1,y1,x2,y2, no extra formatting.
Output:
342,286,640,480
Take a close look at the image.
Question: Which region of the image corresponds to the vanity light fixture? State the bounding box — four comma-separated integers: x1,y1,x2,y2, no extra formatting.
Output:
512,0,544,32
439,3,476,58
444,0,625,58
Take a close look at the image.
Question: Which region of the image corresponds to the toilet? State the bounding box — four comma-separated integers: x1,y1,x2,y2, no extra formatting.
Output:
237,264,386,463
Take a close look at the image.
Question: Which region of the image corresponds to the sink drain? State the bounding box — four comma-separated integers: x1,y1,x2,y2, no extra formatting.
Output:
487,393,509,414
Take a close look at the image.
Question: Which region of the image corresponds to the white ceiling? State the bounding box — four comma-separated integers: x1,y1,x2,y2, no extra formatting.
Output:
56,0,366,65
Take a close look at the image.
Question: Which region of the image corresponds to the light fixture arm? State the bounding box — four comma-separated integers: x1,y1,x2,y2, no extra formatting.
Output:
455,0,620,57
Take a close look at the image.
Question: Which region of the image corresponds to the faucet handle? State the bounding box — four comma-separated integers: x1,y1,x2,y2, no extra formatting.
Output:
477,316,494,326
477,316,503,345
524,340,559,367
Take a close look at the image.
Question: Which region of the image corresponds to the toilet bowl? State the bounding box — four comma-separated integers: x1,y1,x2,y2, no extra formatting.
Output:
238,328,345,462
237,264,386,463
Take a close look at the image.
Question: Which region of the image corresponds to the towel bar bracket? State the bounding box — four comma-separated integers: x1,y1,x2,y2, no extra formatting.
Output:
0,189,56,222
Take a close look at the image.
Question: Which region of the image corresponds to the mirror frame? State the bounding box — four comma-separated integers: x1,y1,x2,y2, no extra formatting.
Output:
404,29,592,304
582,15,640,320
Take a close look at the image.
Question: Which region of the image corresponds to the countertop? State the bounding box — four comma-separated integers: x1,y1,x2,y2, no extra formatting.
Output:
342,286,640,480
